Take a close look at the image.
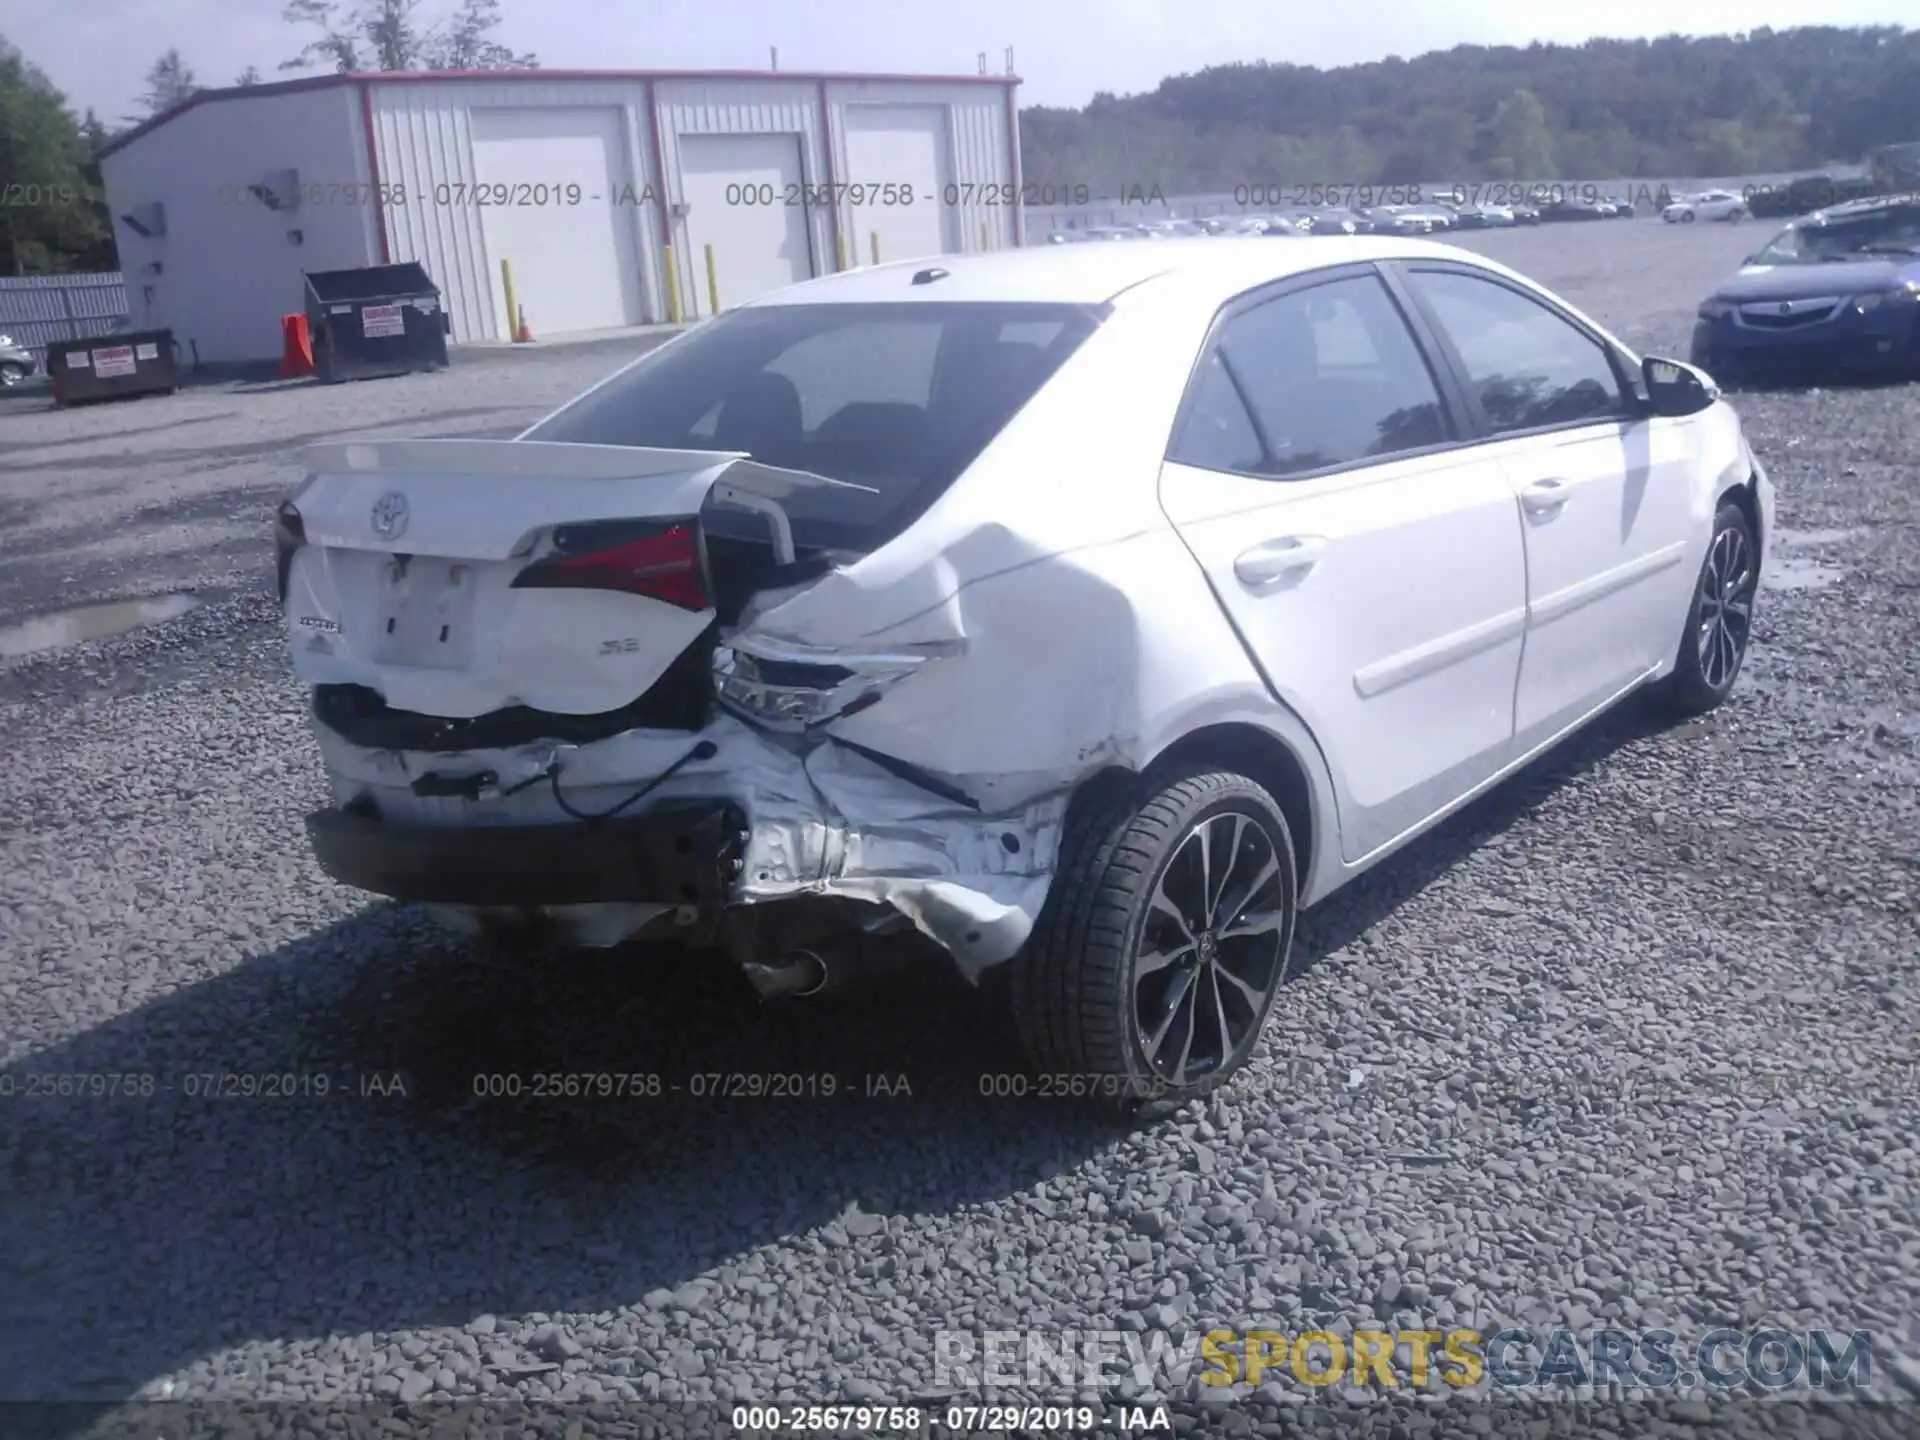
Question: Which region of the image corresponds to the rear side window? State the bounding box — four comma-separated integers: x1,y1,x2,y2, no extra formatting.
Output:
1171,353,1263,473
1408,269,1626,432
1170,273,1450,479
524,302,1102,553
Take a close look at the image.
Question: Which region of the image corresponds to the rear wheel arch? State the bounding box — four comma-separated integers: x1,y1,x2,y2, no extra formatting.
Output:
1718,473,1762,554
1136,722,1322,895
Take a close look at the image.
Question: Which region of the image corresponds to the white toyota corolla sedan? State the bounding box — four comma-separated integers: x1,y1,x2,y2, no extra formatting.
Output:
279,237,1773,1111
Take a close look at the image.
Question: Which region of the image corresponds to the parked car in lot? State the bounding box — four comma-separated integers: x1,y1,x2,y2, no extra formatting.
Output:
1449,203,1515,229
1304,211,1361,236
1402,205,1458,231
1691,194,1920,384
1510,203,1542,225
0,333,40,387
1665,190,1748,224
1601,196,1636,218
280,236,1772,1110
1358,206,1438,235
1869,141,1920,195
1540,196,1610,222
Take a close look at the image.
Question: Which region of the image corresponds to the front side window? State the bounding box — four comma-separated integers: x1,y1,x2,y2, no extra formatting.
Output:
1169,273,1450,479
1410,270,1626,432
524,301,1102,552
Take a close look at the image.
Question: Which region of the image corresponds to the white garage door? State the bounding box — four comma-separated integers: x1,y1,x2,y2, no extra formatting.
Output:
470,107,641,337
843,106,954,265
678,134,814,319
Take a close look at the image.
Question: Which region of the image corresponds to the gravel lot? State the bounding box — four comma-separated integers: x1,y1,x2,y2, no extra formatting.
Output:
2,220,1918,1439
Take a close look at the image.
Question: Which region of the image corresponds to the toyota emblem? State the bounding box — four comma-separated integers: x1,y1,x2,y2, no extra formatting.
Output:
369,490,410,539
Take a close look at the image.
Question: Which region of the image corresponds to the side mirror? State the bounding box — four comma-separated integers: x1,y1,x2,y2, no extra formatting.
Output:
1642,355,1719,416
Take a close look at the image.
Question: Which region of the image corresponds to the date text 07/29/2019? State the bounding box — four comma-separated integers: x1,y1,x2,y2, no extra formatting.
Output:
210,181,1119,209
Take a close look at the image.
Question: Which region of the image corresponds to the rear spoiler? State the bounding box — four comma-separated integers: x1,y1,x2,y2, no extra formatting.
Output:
295,439,877,565
710,461,876,564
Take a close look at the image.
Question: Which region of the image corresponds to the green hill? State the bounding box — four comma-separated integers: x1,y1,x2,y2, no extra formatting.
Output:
1019,26,1920,192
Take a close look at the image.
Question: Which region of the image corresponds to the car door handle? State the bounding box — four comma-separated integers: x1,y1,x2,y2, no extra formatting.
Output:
1234,535,1328,588
1520,478,1570,518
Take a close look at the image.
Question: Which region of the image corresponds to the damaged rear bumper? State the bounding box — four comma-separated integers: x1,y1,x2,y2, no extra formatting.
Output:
305,800,747,908
303,713,1068,978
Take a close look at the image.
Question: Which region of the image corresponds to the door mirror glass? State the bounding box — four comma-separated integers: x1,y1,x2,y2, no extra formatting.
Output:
1642,355,1719,416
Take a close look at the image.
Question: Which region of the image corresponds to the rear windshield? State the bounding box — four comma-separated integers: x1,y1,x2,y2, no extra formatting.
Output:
522,301,1104,553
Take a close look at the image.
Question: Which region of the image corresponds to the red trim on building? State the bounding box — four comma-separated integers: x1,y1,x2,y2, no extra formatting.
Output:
1003,82,1025,248
99,69,1020,160
816,79,843,273
359,81,392,264
643,79,675,322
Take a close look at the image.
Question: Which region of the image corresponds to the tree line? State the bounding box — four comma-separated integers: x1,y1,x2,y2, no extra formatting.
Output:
1020,26,1920,193
0,0,532,275
6,19,1919,276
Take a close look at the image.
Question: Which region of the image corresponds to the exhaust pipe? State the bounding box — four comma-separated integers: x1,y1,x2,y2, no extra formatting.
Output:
742,947,831,1000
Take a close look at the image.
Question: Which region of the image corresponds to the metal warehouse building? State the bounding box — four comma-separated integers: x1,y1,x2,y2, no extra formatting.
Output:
98,68,1024,363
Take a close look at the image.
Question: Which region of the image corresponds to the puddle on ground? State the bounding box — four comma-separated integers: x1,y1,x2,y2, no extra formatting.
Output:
1762,553,1844,592
0,593,200,659
1773,527,1866,549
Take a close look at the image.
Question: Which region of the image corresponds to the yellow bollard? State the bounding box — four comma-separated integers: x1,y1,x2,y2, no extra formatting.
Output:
869,231,880,265
705,242,720,316
662,245,682,325
499,258,518,342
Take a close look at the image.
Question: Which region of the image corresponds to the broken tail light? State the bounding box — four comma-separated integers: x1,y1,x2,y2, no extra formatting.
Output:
511,518,710,611
712,641,928,733
274,499,306,606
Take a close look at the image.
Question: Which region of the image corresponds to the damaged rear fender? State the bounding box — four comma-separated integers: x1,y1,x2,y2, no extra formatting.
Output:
313,712,1069,977
736,523,1266,809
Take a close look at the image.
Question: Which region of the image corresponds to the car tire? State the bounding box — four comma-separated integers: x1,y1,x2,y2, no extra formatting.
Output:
0,362,26,388
1657,499,1759,717
1681,210,1696,223
1010,766,1298,1119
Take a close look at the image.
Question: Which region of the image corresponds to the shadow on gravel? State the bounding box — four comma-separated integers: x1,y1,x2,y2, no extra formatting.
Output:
0,908,1112,1409
1287,692,1681,971
1719,374,1920,396
0,692,1688,1416
0,413,247,457
0,403,545,479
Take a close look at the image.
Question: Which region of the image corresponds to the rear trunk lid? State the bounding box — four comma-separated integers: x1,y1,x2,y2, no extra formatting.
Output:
282,438,866,723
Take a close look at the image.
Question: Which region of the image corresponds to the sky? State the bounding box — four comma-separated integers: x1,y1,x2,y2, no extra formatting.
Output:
8,0,1918,123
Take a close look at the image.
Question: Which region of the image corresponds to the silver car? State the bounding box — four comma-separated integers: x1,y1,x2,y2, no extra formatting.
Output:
0,333,39,387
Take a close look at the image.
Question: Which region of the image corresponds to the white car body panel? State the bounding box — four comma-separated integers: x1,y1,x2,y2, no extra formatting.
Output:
284,237,1771,972
1484,413,1701,742
1665,190,1747,223
1160,449,1528,863
287,442,731,717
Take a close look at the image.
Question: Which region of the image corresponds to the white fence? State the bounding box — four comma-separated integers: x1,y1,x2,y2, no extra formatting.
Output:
0,273,131,363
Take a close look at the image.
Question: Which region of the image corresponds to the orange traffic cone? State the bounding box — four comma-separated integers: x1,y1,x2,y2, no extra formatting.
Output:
279,313,315,378
515,305,533,343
